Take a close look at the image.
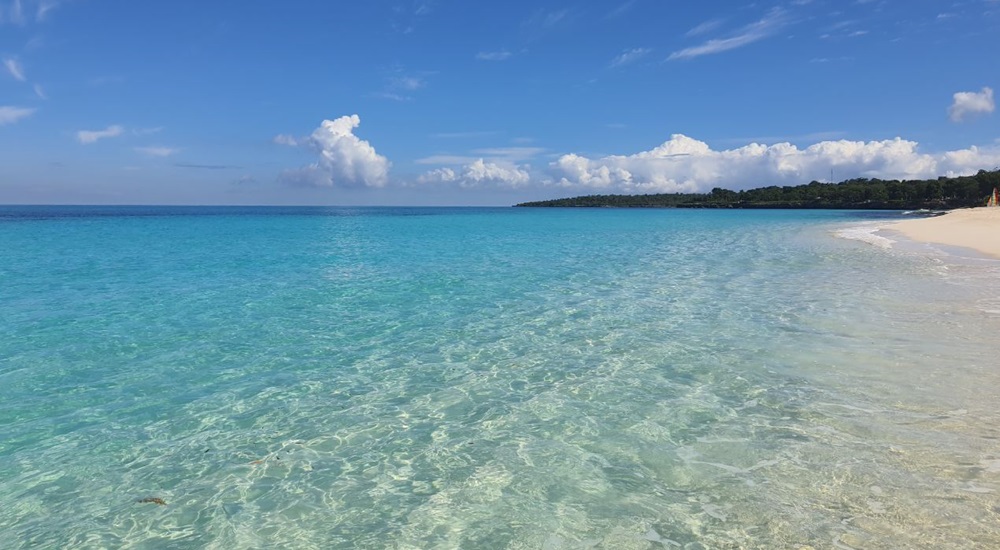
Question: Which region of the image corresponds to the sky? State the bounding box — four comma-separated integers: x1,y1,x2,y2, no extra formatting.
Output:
1,0,998,206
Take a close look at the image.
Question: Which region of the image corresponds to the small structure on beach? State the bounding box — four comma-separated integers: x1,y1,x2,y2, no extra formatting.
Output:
988,188,1000,207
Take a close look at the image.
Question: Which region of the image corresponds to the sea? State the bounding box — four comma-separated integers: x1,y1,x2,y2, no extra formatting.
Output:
1,206,999,549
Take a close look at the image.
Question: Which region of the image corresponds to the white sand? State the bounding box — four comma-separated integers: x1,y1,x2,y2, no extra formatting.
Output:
890,207,1000,259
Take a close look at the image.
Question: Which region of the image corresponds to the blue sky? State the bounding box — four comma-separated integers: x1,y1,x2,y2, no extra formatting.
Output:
1,0,998,205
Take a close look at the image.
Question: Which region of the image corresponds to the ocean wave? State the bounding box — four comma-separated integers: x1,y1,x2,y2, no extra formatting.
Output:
834,223,895,249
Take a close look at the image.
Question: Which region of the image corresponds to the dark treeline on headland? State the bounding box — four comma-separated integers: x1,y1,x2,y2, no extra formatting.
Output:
515,169,1000,209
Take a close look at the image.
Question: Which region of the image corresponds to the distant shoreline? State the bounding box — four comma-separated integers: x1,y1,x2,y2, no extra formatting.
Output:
515,169,1000,209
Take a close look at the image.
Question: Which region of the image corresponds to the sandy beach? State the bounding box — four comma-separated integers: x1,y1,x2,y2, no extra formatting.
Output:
890,207,1000,259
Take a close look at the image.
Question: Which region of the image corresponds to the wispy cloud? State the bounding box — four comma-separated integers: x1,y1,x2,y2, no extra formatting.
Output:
524,8,570,29
5,0,26,24
0,105,35,125
430,130,498,139
3,57,26,81
2,0,59,25
686,19,724,37
476,50,512,61
716,130,848,145
36,0,59,21
77,125,124,144
521,8,573,42
389,75,425,91
174,163,240,170
607,0,637,18
132,126,163,136
373,91,412,102
610,47,651,67
949,87,995,122
669,8,789,61
33,83,45,99
374,69,430,101
390,1,434,34
416,146,545,165
134,146,180,157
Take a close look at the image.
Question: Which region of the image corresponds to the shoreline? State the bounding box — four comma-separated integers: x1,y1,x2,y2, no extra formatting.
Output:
887,207,1000,259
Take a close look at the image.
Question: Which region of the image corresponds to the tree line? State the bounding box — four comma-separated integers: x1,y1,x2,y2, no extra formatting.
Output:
515,169,1000,209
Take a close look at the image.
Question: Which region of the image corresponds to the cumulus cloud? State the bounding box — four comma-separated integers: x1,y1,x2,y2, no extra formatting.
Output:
281,114,390,188
419,159,531,188
76,125,124,144
948,87,995,122
549,135,1000,193
0,105,35,125
3,57,26,81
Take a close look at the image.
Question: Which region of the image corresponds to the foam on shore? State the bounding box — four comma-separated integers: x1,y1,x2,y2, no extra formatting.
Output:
834,222,895,249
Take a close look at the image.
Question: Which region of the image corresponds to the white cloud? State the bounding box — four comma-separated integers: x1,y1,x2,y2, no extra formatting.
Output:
419,159,530,188
374,92,411,102
948,87,995,122
3,57,26,81
76,125,124,144
33,84,45,99
282,114,390,188
686,19,724,37
607,0,637,18
525,8,570,29
36,0,58,21
134,146,179,157
669,8,789,60
549,135,1000,193
0,105,35,125
476,50,512,61
390,75,424,91
418,167,456,182
374,71,430,101
7,0,26,24
273,133,298,146
610,47,651,67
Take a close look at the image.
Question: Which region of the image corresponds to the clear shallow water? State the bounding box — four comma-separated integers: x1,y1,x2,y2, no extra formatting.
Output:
1,206,999,549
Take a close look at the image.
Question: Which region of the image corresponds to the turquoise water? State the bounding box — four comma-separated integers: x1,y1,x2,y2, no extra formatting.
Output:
2,206,999,549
